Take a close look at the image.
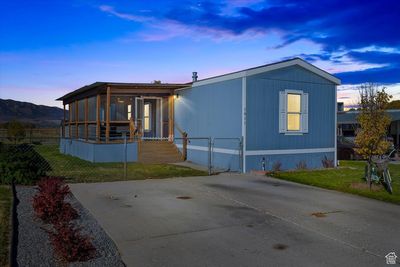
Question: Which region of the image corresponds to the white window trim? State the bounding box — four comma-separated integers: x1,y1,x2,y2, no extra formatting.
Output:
144,103,152,132
280,89,308,135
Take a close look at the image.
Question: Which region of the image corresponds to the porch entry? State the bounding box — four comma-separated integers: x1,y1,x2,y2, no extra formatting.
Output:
135,97,167,140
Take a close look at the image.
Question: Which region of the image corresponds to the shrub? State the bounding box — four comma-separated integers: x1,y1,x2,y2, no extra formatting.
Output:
6,120,26,144
321,156,334,168
272,161,282,172
33,177,78,223
0,144,51,185
296,160,307,170
49,223,96,262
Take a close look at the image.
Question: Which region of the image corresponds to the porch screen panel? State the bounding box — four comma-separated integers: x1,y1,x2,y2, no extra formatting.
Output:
88,125,96,140
100,96,106,121
78,125,85,139
78,99,85,121
110,96,134,121
70,102,75,122
65,125,70,138
88,96,96,121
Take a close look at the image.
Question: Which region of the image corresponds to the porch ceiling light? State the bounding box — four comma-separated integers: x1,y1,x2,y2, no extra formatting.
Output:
174,94,179,99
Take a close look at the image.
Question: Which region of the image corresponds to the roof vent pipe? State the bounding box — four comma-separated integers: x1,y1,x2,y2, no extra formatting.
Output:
192,72,198,82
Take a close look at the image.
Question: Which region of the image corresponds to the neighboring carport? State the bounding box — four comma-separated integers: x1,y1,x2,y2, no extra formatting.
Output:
70,174,399,267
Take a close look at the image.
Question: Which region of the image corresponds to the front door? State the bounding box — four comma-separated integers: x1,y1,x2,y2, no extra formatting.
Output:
143,100,156,138
135,97,162,139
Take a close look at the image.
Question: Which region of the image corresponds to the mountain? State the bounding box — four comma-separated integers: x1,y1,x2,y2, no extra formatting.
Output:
0,99,64,127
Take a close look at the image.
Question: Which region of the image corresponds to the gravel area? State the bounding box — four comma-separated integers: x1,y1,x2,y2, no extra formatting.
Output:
16,186,125,267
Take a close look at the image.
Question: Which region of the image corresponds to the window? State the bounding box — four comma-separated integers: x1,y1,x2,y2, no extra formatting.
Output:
279,90,308,134
128,104,132,120
144,103,151,131
287,94,301,131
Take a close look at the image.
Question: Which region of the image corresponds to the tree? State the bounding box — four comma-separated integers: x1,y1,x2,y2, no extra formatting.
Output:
153,80,161,84
386,100,400,110
354,83,392,188
7,120,26,144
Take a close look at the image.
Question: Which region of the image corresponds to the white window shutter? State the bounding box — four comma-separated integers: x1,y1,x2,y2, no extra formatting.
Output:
279,91,286,133
301,93,309,133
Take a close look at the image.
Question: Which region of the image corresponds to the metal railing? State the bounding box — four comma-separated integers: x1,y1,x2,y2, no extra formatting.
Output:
174,137,212,175
174,136,244,175
212,137,243,173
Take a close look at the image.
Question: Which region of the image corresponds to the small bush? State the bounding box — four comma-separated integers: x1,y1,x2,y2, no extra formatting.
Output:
33,177,78,223
0,144,51,185
296,160,307,170
49,223,96,262
272,161,282,172
322,156,334,168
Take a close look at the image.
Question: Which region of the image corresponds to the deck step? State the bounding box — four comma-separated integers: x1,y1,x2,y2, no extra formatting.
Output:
138,141,183,164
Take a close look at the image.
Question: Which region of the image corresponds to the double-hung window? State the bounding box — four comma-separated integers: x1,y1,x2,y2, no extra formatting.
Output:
279,90,308,134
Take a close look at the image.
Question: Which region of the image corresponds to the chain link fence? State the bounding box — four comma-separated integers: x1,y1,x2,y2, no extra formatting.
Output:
0,132,207,184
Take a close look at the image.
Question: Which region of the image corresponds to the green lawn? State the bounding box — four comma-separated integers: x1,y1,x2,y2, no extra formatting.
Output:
0,186,12,267
271,161,400,204
34,145,207,183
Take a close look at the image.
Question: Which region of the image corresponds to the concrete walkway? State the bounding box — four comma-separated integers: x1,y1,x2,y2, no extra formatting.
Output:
70,174,400,267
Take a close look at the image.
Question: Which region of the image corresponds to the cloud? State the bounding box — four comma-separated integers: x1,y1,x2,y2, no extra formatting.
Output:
164,0,400,83
97,1,400,84
336,65,400,84
99,5,152,23
166,1,394,45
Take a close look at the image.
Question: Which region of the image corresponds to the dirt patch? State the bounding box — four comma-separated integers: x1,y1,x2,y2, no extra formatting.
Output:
350,182,382,191
176,196,192,200
311,212,327,218
273,244,288,250
311,210,343,218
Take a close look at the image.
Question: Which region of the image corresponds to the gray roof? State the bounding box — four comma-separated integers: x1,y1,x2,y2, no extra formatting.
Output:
338,109,400,124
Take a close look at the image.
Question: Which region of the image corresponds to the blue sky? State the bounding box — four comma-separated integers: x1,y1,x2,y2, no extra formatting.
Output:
0,0,399,108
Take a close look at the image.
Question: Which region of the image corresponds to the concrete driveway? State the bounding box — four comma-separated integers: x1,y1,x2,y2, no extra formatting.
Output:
70,174,400,267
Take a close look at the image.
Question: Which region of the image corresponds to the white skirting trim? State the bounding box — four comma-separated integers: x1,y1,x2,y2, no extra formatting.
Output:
175,144,240,155
175,144,334,156
246,147,335,156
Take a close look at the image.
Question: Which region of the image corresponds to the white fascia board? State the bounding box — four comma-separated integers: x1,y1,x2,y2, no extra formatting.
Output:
191,59,341,87
246,147,335,156
192,71,246,87
174,86,193,92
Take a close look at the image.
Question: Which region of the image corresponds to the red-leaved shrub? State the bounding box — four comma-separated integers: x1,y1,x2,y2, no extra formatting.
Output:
33,177,78,223
49,223,96,262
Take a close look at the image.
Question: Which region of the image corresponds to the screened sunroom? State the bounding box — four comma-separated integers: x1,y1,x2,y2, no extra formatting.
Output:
58,82,188,143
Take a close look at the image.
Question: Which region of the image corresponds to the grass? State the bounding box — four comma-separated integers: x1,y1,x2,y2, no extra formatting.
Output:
271,160,400,204
34,145,207,183
0,186,12,267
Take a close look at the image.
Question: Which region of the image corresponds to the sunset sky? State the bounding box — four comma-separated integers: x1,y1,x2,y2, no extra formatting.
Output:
1,0,399,108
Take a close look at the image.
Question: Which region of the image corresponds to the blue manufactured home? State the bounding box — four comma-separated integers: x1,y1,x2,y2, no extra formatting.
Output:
58,58,340,172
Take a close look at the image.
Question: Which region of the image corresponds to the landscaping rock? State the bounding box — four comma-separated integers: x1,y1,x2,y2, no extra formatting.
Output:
16,186,125,267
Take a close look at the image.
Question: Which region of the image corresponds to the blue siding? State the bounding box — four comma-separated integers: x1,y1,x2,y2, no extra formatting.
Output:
177,147,240,172
60,138,138,162
246,65,336,151
246,152,335,171
174,78,242,170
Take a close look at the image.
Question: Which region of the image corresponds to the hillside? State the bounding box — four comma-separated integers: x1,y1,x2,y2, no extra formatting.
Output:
0,99,64,127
